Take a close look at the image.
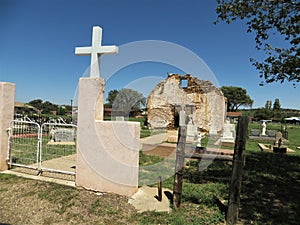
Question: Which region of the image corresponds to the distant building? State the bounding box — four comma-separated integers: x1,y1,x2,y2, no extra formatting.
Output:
226,111,242,123
284,117,300,124
14,102,40,115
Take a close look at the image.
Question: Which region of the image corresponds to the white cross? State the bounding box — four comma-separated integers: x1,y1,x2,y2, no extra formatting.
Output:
75,26,118,78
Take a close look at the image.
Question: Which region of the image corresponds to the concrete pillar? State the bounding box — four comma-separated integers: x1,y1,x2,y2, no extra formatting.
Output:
0,82,15,171
76,78,140,197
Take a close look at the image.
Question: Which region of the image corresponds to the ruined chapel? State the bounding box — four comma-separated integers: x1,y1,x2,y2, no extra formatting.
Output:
147,74,226,134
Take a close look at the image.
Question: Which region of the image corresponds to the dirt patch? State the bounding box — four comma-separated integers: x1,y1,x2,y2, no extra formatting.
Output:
142,144,176,158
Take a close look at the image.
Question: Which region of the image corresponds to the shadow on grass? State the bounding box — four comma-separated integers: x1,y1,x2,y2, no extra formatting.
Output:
179,151,300,224
240,151,300,225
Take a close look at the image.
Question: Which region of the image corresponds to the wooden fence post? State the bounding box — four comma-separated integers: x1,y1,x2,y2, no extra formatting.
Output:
173,125,187,209
157,176,162,202
227,116,249,224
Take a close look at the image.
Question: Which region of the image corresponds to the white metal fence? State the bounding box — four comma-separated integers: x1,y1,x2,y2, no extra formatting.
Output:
7,120,40,170
7,120,77,175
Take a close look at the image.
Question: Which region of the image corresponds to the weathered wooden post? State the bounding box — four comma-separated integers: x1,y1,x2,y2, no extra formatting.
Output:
226,116,249,224
173,125,187,209
157,176,162,202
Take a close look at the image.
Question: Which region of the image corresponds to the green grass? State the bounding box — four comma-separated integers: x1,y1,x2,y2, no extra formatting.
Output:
37,182,78,214
10,136,76,166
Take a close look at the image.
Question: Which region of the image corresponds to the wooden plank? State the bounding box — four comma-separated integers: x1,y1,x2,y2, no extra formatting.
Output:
226,116,249,224
185,153,233,161
173,126,186,209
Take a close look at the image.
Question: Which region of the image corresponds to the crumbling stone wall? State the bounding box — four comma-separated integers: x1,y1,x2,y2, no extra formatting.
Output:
147,74,226,134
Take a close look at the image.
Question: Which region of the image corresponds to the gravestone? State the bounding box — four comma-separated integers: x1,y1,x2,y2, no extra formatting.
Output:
186,116,198,143
220,120,236,146
50,128,76,142
250,129,260,137
267,130,277,138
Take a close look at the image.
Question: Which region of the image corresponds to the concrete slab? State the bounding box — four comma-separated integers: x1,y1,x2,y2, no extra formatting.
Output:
258,143,296,153
140,132,168,146
41,154,76,172
0,170,75,187
128,186,172,213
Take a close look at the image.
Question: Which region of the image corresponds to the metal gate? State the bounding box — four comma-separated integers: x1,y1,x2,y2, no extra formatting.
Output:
7,120,77,175
7,120,40,170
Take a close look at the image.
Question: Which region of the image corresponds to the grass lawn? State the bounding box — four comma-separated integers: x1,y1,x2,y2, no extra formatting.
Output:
2,121,299,224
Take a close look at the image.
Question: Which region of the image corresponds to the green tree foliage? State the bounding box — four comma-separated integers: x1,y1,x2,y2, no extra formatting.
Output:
265,100,272,109
28,99,58,114
28,99,43,110
105,89,119,108
273,98,281,110
215,0,300,85
254,108,273,120
112,88,146,114
221,86,253,111
42,101,58,114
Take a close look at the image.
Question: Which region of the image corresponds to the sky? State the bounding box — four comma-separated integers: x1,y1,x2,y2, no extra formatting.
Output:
0,0,299,109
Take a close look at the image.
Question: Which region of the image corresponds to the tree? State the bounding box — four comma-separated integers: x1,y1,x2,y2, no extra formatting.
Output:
221,86,253,111
41,101,58,114
254,108,273,120
215,0,300,85
105,89,119,108
273,98,281,110
27,99,58,115
265,100,272,109
28,99,43,110
112,88,146,115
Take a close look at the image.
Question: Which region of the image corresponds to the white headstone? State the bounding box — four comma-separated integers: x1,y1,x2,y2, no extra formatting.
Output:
221,120,235,143
75,26,118,78
187,116,197,136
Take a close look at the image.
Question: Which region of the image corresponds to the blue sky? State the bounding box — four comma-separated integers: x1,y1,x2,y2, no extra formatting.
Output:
1,0,299,109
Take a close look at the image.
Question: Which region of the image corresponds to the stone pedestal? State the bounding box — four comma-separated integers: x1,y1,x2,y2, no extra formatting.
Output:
76,78,140,197
0,82,15,171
